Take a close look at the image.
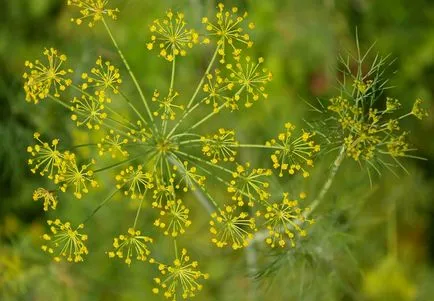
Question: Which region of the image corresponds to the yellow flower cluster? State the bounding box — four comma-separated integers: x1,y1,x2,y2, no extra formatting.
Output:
263,193,314,248
151,248,209,300
23,2,324,300
202,3,254,63
327,92,426,164
41,219,88,262
154,199,191,237
23,48,72,104
147,10,199,61
68,0,119,27
267,122,320,178
209,205,256,249
227,163,271,207
201,128,238,164
107,228,153,266
32,188,58,211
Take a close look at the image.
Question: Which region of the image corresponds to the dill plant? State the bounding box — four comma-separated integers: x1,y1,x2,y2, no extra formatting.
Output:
22,1,319,299
21,1,429,300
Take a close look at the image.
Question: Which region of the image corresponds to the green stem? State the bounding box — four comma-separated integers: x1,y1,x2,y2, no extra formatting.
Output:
102,17,155,127
306,145,346,213
93,153,149,173
83,187,120,224
133,196,146,228
186,46,220,109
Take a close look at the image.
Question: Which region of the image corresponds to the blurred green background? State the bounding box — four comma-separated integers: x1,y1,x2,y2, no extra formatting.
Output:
1,0,433,300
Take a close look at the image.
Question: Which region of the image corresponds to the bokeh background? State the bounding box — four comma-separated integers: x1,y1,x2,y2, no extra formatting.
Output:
1,0,433,300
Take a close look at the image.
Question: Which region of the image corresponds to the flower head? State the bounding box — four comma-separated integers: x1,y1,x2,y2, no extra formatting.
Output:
27,132,64,180
209,205,256,249
202,3,254,63
203,69,235,111
115,165,154,199
411,98,429,120
151,248,209,299
33,188,58,211
263,193,313,248
68,0,119,27
108,228,153,266
172,161,206,192
56,153,98,199
201,128,238,164
154,199,191,237
147,10,199,61
23,48,72,104
267,123,320,178
41,219,88,262
227,163,271,207
226,56,272,108
98,130,129,158
81,56,122,95
70,94,107,130
152,90,184,120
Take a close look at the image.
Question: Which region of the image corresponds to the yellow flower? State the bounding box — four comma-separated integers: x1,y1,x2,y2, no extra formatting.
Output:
267,122,319,178
172,161,206,192
81,56,122,95
67,0,119,27
23,48,72,104
227,162,271,207
202,3,254,63
411,98,429,120
154,199,191,237
202,70,235,111
201,128,238,164
56,153,98,199
151,248,209,299
107,228,153,266
70,94,107,130
263,193,313,248
209,205,256,249
33,188,58,211
152,181,175,208
41,219,88,262
27,132,64,180
98,130,129,158
147,10,199,61
152,89,184,120
115,165,154,199
226,56,272,108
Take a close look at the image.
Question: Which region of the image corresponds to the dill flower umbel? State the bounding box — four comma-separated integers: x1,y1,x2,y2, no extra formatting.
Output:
154,199,191,237
21,1,325,299
33,188,58,211
107,228,153,266
41,219,88,262
267,123,320,178
27,132,64,179
151,248,209,300
147,10,199,61
209,205,256,249
68,0,119,27
262,193,314,248
23,48,72,104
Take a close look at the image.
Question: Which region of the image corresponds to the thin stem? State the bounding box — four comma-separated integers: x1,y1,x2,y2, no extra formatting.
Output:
118,90,149,126
102,17,155,127
189,100,229,130
186,46,220,109
48,94,130,137
163,56,177,136
83,187,120,224
167,98,205,138
94,152,149,173
133,196,146,228
306,145,346,213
